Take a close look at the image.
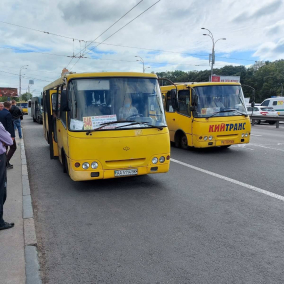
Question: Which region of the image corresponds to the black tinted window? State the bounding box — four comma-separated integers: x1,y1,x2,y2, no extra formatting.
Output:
261,100,269,106
273,101,277,105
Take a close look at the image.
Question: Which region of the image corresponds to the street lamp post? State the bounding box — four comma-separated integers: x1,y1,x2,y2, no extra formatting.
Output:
19,65,28,98
135,56,145,73
201,28,226,81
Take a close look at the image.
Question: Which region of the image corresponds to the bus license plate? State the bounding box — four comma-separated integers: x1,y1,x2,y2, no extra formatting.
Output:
114,169,138,177
221,140,234,145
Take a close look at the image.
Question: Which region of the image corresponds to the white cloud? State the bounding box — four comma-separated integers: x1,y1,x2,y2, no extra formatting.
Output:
0,0,284,93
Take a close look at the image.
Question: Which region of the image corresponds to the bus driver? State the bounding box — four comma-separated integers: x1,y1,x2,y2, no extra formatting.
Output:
119,96,138,121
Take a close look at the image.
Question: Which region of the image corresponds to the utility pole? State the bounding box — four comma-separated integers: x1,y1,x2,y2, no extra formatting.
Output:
135,56,145,73
201,28,226,81
19,65,28,97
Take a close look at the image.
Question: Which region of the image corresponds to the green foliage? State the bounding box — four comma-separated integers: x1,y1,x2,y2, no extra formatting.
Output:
20,92,32,102
156,60,284,103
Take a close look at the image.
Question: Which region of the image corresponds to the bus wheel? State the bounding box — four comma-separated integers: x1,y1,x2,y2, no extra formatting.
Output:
33,116,36,122
174,135,181,148
62,153,69,175
180,134,188,150
268,121,276,125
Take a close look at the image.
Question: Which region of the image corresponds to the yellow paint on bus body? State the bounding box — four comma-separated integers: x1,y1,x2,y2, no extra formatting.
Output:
43,72,170,181
161,82,251,149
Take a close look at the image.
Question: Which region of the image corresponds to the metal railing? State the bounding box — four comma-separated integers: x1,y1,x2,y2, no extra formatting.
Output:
250,115,284,128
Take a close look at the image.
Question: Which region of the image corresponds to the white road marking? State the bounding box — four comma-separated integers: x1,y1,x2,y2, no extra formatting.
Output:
171,158,284,202
249,143,284,152
250,134,262,137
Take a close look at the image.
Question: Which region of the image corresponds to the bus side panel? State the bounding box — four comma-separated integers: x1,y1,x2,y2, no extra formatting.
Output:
165,112,192,146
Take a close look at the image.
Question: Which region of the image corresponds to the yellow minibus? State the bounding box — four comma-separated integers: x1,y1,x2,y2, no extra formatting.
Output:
160,82,251,149
43,72,170,181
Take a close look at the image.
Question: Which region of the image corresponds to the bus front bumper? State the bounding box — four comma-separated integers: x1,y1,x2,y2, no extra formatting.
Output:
68,164,170,181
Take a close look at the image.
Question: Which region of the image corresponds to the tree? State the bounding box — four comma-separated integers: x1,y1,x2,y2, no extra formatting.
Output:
20,92,32,102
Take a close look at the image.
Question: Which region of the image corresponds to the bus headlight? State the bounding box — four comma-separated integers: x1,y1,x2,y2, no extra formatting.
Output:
209,136,213,141
159,156,165,163
204,136,208,141
245,133,248,137
91,162,98,169
241,133,245,138
82,162,89,170
152,157,158,164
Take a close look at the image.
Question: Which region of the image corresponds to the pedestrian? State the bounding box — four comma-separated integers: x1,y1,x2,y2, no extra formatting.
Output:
0,121,14,230
0,102,16,169
0,103,4,111
10,100,23,139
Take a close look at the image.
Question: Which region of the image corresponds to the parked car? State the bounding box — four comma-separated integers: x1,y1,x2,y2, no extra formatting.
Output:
246,106,278,124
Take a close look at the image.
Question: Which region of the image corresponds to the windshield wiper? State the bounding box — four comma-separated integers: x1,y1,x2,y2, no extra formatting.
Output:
114,122,164,130
209,109,247,118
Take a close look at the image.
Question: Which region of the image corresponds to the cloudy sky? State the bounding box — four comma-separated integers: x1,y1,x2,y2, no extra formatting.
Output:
0,0,283,96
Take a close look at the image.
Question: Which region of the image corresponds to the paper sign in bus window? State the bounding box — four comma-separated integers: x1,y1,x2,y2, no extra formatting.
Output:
83,115,117,130
277,101,284,105
70,119,84,130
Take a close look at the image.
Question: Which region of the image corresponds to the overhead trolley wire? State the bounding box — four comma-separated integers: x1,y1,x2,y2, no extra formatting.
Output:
69,0,161,70
0,70,54,82
78,0,144,59
66,0,144,69
0,19,256,63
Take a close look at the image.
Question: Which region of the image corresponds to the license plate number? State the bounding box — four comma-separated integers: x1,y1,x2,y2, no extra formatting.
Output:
221,140,234,145
114,169,138,177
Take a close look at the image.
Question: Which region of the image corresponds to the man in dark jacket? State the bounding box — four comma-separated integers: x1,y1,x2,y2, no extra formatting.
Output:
0,122,14,230
0,102,16,169
10,100,23,139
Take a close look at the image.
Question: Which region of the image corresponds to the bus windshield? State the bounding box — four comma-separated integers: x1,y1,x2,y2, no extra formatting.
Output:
68,77,166,131
21,103,28,108
193,85,247,117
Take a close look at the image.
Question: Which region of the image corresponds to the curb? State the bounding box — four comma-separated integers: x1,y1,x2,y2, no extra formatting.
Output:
20,138,42,284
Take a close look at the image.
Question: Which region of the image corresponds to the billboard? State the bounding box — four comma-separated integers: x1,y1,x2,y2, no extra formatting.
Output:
211,75,240,83
0,87,18,97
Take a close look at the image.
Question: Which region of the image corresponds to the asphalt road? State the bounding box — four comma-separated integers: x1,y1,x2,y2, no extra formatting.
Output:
22,117,284,284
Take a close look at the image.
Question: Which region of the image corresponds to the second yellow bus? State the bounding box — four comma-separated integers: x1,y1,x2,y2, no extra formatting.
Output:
160,82,251,149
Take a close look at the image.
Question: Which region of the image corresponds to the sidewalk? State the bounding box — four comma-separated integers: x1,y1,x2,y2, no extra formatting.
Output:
0,133,41,284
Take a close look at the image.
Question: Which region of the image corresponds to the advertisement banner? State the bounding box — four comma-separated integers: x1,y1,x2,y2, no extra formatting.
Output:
0,87,18,97
211,75,240,83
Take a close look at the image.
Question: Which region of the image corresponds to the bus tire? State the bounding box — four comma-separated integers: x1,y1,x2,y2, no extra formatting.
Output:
33,116,36,122
180,134,188,150
256,120,261,124
268,121,276,125
62,152,69,176
174,135,181,148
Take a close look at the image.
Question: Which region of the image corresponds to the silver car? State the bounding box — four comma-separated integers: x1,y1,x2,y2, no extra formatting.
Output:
246,106,278,124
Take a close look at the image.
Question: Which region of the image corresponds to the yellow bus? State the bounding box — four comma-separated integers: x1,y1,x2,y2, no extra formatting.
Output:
160,82,251,149
43,72,170,181
18,101,29,115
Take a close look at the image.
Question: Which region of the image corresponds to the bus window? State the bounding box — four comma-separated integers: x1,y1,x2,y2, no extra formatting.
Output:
178,90,190,116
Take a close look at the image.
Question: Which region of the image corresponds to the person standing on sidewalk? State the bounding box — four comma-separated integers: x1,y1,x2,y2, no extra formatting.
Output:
0,102,16,169
0,122,14,230
10,100,23,139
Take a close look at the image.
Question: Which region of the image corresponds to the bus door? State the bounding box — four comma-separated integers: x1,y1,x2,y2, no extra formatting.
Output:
55,86,69,164
164,90,177,141
48,90,59,159
175,89,192,146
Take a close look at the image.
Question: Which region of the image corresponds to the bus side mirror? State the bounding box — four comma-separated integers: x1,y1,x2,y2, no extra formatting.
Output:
170,89,178,111
28,101,31,108
251,102,255,107
60,90,70,112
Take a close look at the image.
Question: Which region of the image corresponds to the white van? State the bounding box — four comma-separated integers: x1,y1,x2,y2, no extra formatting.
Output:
261,97,284,116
